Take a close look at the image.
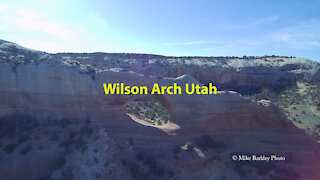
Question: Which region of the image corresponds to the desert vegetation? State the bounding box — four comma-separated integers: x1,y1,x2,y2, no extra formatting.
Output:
245,81,320,140
229,156,276,178
0,114,101,179
130,152,171,179
195,134,228,150
124,99,169,126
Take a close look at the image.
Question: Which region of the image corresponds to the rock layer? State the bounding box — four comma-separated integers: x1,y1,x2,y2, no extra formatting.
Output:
0,40,320,179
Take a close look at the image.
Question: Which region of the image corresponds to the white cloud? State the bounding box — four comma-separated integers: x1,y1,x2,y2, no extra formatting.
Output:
0,6,82,41
216,15,279,29
197,20,320,58
268,21,320,50
0,4,145,53
21,40,79,53
0,5,6,12
251,16,279,26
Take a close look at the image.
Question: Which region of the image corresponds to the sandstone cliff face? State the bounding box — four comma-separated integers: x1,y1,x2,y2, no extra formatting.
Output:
51,52,319,93
0,62,299,133
0,40,320,179
3,39,319,93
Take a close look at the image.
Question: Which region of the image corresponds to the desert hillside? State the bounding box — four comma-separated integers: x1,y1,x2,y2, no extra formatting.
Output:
0,40,320,180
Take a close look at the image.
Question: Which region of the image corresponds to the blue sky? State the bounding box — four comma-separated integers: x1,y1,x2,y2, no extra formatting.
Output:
0,0,319,61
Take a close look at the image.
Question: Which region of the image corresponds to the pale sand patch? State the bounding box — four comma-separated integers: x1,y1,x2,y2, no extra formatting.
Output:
127,114,180,135
310,106,320,117
193,147,206,159
297,82,308,95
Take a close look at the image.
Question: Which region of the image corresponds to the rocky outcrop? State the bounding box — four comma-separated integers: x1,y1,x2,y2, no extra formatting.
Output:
2,39,319,94
0,40,320,179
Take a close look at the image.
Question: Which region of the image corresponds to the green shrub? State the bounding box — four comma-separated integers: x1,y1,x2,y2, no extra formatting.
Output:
127,161,140,178
104,160,109,167
54,155,66,170
232,164,247,177
121,159,127,166
74,137,86,151
129,138,134,146
124,99,169,126
167,171,174,178
195,135,227,150
209,155,221,162
62,168,73,180
60,118,70,128
3,143,16,154
50,132,60,141
0,115,36,138
20,144,32,155
173,146,181,154
136,152,145,161
94,157,99,164
17,133,29,143
80,125,93,138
